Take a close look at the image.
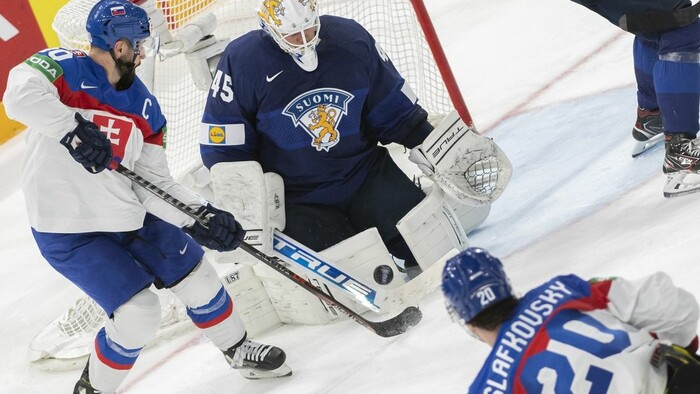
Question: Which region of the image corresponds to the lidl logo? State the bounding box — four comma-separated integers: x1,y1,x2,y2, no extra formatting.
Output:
209,126,225,144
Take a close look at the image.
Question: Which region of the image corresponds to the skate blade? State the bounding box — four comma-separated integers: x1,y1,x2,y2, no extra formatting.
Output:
238,364,293,380
663,172,700,198
631,134,664,158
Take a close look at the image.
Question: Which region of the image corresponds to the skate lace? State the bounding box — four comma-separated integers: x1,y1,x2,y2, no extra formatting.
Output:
232,340,273,367
681,139,700,158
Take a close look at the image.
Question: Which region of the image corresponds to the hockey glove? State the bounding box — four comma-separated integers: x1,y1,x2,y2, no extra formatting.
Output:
183,204,246,252
650,342,700,394
60,113,113,174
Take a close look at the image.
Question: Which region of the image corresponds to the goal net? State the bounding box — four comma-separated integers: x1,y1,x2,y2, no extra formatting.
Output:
39,0,461,363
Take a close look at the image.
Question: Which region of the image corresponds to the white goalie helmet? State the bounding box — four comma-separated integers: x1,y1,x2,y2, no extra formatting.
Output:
257,0,321,72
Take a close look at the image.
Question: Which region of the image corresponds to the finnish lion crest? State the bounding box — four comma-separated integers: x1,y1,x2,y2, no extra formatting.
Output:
258,0,284,27
298,0,316,11
283,88,354,152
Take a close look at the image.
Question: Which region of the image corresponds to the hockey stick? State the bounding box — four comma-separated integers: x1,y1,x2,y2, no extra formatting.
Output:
113,163,422,337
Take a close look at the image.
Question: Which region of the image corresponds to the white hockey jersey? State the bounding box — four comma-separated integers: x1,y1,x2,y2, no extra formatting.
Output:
469,272,699,394
3,48,203,233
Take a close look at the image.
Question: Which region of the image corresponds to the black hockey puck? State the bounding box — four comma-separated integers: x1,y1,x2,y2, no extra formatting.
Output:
373,265,394,285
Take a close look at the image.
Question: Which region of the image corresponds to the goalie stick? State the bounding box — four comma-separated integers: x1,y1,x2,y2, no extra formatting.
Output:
113,163,422,337
269,229,456,315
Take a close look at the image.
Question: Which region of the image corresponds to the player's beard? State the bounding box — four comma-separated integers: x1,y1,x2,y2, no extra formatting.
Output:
115,53,138,91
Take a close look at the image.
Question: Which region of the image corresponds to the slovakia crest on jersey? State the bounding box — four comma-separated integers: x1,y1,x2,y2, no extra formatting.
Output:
283,88,354,152
91,113,133,162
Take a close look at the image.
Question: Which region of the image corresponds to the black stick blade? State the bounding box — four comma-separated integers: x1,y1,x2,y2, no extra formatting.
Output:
370,306,423,338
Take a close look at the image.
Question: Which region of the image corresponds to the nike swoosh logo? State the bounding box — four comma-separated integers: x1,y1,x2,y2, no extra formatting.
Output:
266,70,284,83
80,81,98,89
179,244,188,255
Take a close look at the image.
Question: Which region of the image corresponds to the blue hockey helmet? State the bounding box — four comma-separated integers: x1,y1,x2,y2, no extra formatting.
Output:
86,0,151,52
441,247,514,324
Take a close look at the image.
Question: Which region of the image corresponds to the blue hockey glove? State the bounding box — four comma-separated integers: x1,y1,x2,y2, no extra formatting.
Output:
183,204,246,252
60,113,113,174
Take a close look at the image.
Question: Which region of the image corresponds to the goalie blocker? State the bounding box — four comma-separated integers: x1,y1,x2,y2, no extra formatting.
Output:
409,110,512,206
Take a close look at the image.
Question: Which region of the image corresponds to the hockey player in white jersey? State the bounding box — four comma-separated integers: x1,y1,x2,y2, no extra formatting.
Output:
2,0,290,392
441,247,700,394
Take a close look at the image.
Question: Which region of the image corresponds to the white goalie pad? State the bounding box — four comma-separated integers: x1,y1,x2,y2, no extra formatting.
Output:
210,161,285,260
185,36,229,91
409,110,513,206
257,227,429,321
445,194,491,234
319,228,435,315
397,185,470,270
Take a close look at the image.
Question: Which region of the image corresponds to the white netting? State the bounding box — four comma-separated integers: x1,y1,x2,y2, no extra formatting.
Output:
29,292,188,363
52,0,454,180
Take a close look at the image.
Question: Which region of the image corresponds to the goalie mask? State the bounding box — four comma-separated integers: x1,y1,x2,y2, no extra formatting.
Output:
258,0,321,72
441,247,514,324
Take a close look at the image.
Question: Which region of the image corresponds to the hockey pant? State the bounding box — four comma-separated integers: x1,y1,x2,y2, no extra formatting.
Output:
634,19,700,135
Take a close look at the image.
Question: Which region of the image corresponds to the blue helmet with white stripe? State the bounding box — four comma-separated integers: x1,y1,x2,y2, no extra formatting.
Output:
441,247,514,324
86,0,150,51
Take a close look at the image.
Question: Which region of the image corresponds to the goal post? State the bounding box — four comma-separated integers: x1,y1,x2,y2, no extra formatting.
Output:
409,0,474,129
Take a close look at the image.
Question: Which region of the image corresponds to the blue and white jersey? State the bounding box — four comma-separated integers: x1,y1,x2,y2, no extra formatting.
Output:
469,273,699,394
3,48,203,232
200,15,431,206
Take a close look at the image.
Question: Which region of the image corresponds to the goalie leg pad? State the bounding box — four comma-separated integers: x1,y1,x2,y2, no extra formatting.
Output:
211,161,286,261
217,264,282,337
319,228,404,290
170,258,246,350
397,185,470,270
445,195,491,234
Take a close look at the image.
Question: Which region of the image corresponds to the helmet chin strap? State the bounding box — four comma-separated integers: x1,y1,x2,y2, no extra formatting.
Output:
109,49,138,91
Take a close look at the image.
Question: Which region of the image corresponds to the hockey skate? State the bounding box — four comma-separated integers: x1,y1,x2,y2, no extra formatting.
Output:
73,360,101,394
392,256,422,280
223,334,292,380
631,107,664,157
663,134,700,198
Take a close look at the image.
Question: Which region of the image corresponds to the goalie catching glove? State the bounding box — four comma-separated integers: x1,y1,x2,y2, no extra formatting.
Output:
183,204,246,252
409,111,512,206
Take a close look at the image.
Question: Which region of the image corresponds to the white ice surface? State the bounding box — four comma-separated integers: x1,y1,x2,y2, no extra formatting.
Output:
2,0,699,393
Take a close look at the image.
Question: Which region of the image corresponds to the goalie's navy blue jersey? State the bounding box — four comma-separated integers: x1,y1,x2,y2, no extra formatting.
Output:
200,15,431,206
